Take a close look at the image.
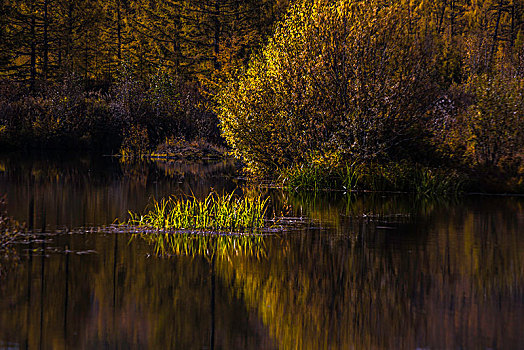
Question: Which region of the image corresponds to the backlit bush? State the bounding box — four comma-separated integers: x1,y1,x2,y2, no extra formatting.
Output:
216,0,437,175
463,74,524,167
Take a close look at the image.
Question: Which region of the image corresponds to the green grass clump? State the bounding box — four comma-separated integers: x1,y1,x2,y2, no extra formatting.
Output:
358,162,465,196
281,163,337,191
128,191,269,232
282,161,362,192
411,167,465,197
279,159,465,196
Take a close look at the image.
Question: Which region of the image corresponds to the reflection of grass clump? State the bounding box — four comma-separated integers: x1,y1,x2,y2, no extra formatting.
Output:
128,191,269,232
136,232,267,259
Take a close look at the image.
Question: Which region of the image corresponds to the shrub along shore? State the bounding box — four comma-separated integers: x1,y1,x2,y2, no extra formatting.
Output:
215,0,524,194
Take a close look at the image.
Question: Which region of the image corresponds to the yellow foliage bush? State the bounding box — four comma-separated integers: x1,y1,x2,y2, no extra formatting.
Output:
215,0,437,176
463,74,524,166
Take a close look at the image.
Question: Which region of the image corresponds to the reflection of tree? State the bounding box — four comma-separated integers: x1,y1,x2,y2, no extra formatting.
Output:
128,195,523,349
0,231,276,349
273,190,461,232
217,198,524,349
88,233,275,349
0,232,98,349
0,153,238,228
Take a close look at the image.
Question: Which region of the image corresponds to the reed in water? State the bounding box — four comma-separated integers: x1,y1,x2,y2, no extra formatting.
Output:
128,191,269,232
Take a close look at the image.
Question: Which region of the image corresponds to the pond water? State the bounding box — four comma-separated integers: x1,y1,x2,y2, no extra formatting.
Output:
0,153,523,349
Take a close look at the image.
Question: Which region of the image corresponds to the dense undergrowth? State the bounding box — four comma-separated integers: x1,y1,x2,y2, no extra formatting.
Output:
0,69,221,154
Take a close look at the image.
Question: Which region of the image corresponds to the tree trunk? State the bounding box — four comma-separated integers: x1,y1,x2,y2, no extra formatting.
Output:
43,0,48,81
438,0,448,33
67,1,73,69
490,0,504,67
30,2,36,94
117,0,122,60
213,0,221,70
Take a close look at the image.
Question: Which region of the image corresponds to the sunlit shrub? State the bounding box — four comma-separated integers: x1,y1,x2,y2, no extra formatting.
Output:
462,74,524,167
216,0,437,176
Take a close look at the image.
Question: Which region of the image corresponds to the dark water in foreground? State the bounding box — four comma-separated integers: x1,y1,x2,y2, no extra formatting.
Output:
0,153,523,349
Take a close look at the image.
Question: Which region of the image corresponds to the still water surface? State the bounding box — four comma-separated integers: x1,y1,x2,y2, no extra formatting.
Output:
0,153,523,349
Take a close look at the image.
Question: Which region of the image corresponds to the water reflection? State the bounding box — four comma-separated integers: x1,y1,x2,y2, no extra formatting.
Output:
0,152,237,229
0,232,276,349
0,154,522,349
221,195,524,349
